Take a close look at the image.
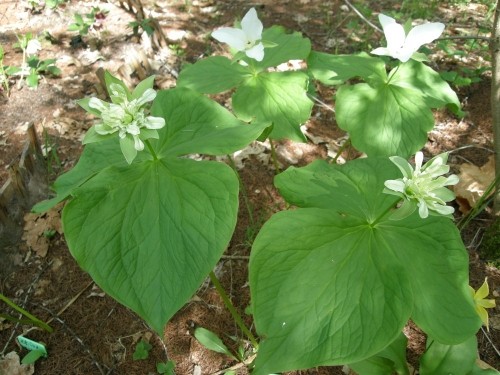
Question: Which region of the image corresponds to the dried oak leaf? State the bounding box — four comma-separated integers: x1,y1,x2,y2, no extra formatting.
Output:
453,155,495,214
21,204,63,258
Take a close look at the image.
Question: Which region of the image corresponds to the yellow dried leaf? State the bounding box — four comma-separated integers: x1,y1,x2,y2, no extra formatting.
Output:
453,155,495,214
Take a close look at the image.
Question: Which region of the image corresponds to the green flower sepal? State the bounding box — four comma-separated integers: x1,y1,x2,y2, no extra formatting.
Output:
78,72,165,164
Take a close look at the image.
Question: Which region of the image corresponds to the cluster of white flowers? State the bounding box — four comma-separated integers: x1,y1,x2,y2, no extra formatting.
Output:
211,9,445,64
384,152,459,219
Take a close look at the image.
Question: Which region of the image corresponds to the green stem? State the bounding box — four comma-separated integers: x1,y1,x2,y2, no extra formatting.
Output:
227,155,255,227
144,139,158,161
331,137,351,164
0,293,53,332
209,271,259,349
371,200,399,226
386,63,402,85
269,139,281,174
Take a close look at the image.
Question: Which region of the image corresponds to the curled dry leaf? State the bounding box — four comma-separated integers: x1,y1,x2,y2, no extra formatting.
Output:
0,352,34,375
453,155,495,214
21,203,63,258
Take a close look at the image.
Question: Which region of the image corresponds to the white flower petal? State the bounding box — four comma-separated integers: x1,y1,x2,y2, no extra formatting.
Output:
245,43,265,61
370,47,391,57
384,179,406,193
133,135,144,151
417,201,429,218
145,116,165,130
389,156,413,178
127,124,141,135
212,27,247,51
405,22,445,54
384,22,406,52
241,8,263,42
88,97,109,113
136,88,157,107
414,151,424,172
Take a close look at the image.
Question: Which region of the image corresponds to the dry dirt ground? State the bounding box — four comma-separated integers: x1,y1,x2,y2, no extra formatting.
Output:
0,0,499,374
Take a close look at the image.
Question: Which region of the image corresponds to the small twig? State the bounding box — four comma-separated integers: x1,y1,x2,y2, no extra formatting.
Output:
210,353,257,375
37,305,109,375
45,280,93,325
1,260,52,356
342,0,382,33
307,93,336,113
437,36,492,42
480,327,500,358
221,255,250,260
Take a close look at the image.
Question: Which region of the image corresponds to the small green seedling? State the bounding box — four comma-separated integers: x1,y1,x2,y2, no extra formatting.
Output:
129,18,155,37
156,360,175,374
194,327,237,361
133,339,152,360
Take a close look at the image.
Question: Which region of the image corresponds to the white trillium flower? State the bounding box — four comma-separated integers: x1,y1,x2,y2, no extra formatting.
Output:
384,151,459,219
86,84,165,163
25,39,42,56
212,7,265,61
371,14,445,63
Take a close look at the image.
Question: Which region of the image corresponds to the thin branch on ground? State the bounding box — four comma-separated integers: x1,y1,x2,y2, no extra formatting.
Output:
438,35,492,42
37,305,109,375
480,327,500,358
342,0,382,33
307,93,336,113
0,260,52,356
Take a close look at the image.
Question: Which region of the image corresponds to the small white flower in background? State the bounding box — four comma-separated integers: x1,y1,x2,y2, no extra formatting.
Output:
81,80,165,164
25,39,41,56
212,7,265,61
384,151,459,219
371,14,445,63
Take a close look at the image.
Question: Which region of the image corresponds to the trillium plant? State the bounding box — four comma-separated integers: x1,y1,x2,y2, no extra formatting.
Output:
35,8,498,375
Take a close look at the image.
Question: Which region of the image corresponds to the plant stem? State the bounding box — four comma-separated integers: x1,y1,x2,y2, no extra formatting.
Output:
144,139,158,160
0,293,53,332
209,271,259,349
371,201,399,226
386,64,401,85
269,139,281,173
331,137,350,164
227,155,255,227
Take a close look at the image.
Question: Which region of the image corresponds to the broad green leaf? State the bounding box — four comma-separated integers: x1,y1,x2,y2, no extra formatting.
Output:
26,72,39,88
32,139,129,213
391,60,462,116
34,88,265,213
177,56,251,94
349,332,409,375
152,88,270,156
254,26,311,71
307,52,387,85
335,83,434,158
63,158,239,334
420,336,477,375
250,158,480,375
232,71,313,141
194,327,236,359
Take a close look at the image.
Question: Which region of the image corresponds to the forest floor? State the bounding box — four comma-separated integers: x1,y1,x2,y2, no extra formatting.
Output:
0,0,499,374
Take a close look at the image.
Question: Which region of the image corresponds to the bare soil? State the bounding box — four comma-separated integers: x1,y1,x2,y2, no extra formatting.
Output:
0,1,499,374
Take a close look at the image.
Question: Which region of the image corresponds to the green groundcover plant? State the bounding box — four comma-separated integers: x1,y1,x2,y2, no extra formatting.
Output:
34,8,498,375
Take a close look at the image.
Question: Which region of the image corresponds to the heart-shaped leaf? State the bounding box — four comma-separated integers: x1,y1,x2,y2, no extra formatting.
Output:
249,158,480,374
